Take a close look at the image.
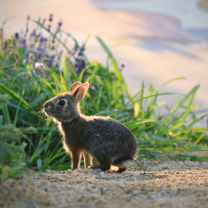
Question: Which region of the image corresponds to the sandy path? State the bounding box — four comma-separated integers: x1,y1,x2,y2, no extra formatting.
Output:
1,158,208,208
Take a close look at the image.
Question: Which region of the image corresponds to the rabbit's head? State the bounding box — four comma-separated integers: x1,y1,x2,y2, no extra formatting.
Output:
43,81,89,122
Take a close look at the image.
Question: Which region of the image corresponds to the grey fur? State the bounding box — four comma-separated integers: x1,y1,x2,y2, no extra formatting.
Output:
43,82,137,172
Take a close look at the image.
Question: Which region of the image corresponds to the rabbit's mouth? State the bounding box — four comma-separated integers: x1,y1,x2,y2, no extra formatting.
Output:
43,109,66,122
44,108,55,117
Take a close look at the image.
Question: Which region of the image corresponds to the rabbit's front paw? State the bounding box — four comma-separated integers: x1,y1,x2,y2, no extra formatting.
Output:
87,164,101,170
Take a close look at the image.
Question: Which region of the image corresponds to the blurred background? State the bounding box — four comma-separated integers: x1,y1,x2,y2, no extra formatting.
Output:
1,0,208,112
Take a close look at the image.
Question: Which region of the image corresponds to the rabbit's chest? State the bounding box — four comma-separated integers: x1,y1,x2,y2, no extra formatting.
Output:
60,122,87,148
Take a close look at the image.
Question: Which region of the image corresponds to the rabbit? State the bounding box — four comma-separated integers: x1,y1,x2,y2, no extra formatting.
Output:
43,81,137,172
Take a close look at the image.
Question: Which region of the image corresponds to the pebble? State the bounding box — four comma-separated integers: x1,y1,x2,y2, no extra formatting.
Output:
51,174,57,179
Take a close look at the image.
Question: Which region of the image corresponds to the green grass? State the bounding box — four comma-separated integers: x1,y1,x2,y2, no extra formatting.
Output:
0,16,208,179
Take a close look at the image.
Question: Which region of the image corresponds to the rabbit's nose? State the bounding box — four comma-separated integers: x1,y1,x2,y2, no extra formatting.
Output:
44,102,49,109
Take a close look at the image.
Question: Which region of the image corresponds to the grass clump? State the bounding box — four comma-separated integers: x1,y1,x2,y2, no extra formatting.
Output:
0,15,208,179
0,94,36,180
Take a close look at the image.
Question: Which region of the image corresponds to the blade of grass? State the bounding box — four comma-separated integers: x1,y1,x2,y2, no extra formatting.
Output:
30,93,48,108
96,36,132,99
13,99,22,126
2,104,11,125
39,151,66,171
63,54,71,90
131,118,172,147
32,73,58,95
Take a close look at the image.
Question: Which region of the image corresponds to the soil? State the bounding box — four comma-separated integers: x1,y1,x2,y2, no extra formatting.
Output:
0,157,208,208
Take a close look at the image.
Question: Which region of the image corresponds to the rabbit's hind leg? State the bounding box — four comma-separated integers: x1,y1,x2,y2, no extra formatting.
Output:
90,145,113,171
109,166,126,173
83,151,92,169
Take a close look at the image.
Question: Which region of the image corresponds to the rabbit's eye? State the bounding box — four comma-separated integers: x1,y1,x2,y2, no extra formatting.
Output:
58,100,65,106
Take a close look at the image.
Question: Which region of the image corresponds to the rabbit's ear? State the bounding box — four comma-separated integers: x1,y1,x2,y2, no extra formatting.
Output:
70,81,82,94
74,83,89,101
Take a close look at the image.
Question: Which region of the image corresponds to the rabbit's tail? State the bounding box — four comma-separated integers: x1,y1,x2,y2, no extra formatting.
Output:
111,156,134,168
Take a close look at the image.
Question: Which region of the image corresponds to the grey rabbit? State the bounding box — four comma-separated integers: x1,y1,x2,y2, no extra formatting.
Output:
43,81,137,172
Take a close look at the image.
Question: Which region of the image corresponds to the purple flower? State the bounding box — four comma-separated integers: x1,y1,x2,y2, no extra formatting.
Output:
72,46,78,54
78,51,83,56
120,61,127,68
24,51,29,63
77,44,85,56
91,85,96,90
47,56,55,67
74,56,86,73
21,38,27,45
55,64,60,71
45,54,56,68
75,66,82,72
15,33,19,39
49,14,53,22
48,25,51,31
19,38,27,49
30,29,36,37
35,62,45,68
80,44,85,52
58,21,62,28
33,69,37,74
39,34,45,42
48,55,55,62
24,51,29,57
80,56,86,67
37,46,43,51
47,61,53,68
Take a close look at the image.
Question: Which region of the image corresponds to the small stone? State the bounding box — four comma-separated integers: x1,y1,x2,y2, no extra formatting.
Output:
51,174,57,179
132,190,138,196
27,202,37,208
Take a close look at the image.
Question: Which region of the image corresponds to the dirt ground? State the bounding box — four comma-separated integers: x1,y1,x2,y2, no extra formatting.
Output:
0,157,208,208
